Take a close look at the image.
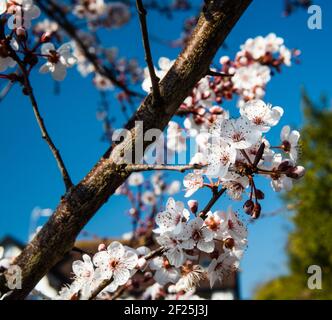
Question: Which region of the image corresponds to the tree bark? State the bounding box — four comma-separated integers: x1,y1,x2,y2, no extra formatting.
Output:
0,0,252,299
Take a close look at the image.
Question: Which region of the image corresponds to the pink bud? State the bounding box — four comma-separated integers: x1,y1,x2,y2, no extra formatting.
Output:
188,200,198,214
210,106,223,114
40,32,51,43
220,56,230,65
98,243,107,251
129,208,138,217
137,258,147,270
197,107,206,116
286,165,305,179
144,271,153,279
16,27,26,39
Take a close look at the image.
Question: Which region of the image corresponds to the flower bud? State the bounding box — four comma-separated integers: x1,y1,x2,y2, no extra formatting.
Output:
252,203,261,219
129,208,138,217
197,107,206,116
16,27,27,40
144,271,153,280
255,189,265,200
137,258,147,270
41,32,51,43
243,200,254,215
187,200,198,214
98,243,107,251
278,160,293,172
224,237,235,250
286,166,305,179
210,106,223,114
220,56,230,65
228,67,236,75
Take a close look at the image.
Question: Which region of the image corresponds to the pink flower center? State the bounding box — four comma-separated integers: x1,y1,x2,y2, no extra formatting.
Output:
232,132,245,142
109,259,119,270
48,50,60,64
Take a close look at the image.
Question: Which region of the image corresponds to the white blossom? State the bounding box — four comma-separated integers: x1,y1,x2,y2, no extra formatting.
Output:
180,217,215,253
205,141,237,178
150,256,180,286
269,153,294,192
156,232,191,268
211,116,261,150
154,198,189,234
72,254,99,298
183,172,204,198
232,63,271,93
142,191,156,206
128,172,144,186
7,0,41,30
93,241,138,287
240,99,284,132
207,252,240,288
39,43,77,81
280,125,300,161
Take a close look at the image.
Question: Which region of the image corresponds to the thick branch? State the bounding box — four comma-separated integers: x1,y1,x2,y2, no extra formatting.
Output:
0,0,252,299
125,163,205,173
136,0,161,101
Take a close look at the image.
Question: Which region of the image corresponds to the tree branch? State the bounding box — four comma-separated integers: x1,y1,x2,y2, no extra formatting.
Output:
136,0,161,102
0,0,252,300
200,187,227,219
35,0,143,98
207,69,231,77
125,163,205,173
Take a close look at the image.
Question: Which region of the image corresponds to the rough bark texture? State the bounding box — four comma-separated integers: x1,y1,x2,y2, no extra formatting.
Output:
0,0,252,299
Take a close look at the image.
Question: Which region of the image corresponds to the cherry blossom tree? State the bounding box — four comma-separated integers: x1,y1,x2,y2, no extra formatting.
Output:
0,0,306,300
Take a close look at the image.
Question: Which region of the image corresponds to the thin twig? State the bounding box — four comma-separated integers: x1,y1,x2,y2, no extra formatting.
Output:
207,70,231,77
12,54,73,190
0,79,15,103
35,0,143,98
136,0,161,102
200,187,227,218
125,163,205,173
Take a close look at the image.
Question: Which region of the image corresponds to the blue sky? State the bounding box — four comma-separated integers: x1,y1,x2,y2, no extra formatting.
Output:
0,0,331,299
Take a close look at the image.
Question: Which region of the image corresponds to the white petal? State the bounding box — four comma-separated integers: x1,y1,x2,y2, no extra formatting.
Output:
281,125,290,141
113,267,130,286
39,63,51,74
107,241,125,260
197,240,215,253
52,63,67,81
41,43,55,55
122,251,138,270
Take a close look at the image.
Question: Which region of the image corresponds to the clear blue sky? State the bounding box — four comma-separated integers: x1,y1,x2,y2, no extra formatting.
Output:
0,0,331,299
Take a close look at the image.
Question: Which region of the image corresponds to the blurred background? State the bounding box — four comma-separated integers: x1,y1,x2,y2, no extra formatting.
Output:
0,0,331,299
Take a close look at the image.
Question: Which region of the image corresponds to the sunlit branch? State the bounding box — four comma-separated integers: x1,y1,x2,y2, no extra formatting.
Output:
125,163,205,173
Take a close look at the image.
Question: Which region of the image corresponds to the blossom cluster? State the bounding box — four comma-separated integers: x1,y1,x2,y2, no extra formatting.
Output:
56,198,246,300
142,33,300,140
183,99,304,204
0,1,306,301
0,0,77,81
